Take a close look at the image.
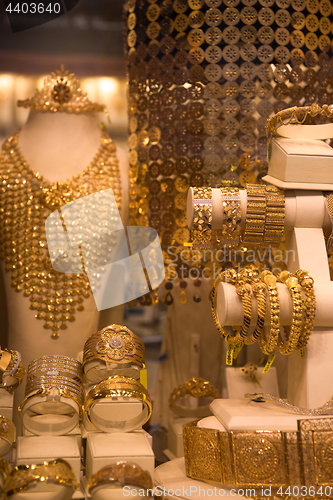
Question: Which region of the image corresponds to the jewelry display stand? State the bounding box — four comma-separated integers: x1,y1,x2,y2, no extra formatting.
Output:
155,132,333,498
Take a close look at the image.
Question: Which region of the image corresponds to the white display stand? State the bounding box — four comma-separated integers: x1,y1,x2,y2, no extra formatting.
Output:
16,435,81,483
0,388,13,421
85,431,155,481
164,417,196,460
154,458,245,500
225,366,279,398
6,485,74,500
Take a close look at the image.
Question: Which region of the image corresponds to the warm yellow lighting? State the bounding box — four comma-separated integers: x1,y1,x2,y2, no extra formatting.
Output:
98,77,118,95
0,74,14,91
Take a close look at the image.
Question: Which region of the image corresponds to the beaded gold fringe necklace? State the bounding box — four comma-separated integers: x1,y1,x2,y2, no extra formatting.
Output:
0,129,121,339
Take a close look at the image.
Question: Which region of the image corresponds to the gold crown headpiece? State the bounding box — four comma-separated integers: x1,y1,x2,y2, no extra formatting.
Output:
17,65,106,114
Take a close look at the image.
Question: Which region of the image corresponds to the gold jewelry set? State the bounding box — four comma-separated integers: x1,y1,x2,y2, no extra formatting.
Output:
83,324,151,432
212,268,316,365
191,183,285,249
0,66,121,340
169,377,220,418
183,417,333,490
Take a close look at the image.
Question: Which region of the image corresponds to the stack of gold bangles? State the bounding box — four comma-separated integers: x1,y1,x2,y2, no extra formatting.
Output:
82,324,151,433
0,349,26,394
3,459,78,498
191,184,285,249
83,324,145,383
19,355,83,435
212,268,316,368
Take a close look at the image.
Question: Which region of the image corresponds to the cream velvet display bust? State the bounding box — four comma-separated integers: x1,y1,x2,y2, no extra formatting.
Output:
0,67,128,375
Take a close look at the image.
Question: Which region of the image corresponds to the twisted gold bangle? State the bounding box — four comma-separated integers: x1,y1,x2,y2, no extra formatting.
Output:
294,269,316,350
277,271,303,355
244,276,266,346
259,270,280,355
211,270,244,347
169,377,220,418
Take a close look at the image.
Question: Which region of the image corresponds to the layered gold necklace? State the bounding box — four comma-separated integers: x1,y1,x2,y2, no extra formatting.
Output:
0,129,121,339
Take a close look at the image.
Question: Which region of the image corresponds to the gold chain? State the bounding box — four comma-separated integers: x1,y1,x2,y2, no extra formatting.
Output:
0,129,121,339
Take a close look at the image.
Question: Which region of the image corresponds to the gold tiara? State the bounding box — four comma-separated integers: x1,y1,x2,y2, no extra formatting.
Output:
17,65,106,114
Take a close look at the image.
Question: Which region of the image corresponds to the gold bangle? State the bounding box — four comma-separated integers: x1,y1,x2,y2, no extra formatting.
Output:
191,187,213,248
277,271,303,355
243,184,267,247
19,375,83,435
243,271,266,346
84,375,152,432
0,351,13,384
215,187,241,249
294,270,316,350
169,377,220,418
325,193,333,253
3,459,79,497
259,271,280,355
211,270,244,347
264,184,285,247
183,417,333,488
88,462,153,494
83,325,145,382
0,416,15,456
0,350,26,394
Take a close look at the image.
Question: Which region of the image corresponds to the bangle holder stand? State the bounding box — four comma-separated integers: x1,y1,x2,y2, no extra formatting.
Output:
154,134,333,498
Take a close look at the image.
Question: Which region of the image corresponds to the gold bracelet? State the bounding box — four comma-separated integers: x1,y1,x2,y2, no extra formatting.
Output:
183,417,333,488
19,375,83,435
83,325,145,382
264,184,285,247
88,462,153,494
277,271,303,355
243,184,267,247
0,351,13,384
84,375,152,432
266,103,333,142
0,416,15,456
169,377,220,418
259,271,280,355
0,350,26,394
191,187,213,247
243,273,266,346
211,270,245,347
3,459,79,497
215,187,241,249
294,270,316,350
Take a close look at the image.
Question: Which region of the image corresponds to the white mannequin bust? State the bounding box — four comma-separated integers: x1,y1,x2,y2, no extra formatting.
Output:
0,109,129,418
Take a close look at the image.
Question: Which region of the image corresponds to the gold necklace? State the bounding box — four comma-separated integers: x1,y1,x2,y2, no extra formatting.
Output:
0,129,121,339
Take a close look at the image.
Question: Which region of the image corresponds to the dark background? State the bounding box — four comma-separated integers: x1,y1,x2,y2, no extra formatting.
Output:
0,0,126,76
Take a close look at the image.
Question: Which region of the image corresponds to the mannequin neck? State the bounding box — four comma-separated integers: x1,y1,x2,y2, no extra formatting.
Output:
18,110,103,182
